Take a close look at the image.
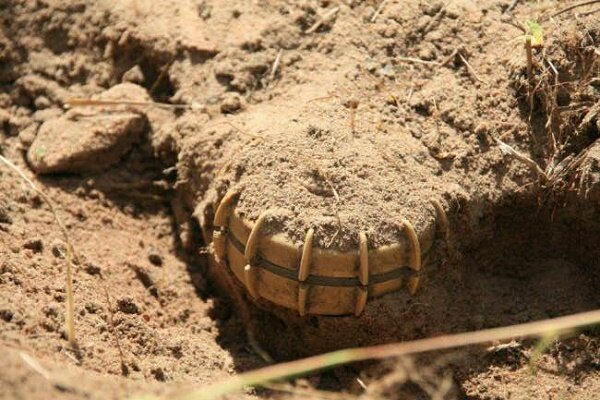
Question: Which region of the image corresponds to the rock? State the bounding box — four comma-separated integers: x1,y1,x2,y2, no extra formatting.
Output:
27,83,149,174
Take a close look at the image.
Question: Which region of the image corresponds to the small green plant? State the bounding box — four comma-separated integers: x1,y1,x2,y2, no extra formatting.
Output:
525,19,544,48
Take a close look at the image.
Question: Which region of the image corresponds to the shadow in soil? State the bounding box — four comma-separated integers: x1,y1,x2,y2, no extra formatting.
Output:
35,145,174,218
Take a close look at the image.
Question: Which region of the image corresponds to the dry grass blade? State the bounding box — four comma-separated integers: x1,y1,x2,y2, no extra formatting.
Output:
66,98,204,111
306,7,340,34
504,0,520,14
261,382,357,400
0,155,77,346
397,56,441,66
269,49,283,81
458,53,486,84
370,0,389,22
551,0,600,18
133,309,600,400
496,139,548,180
20,352,52,381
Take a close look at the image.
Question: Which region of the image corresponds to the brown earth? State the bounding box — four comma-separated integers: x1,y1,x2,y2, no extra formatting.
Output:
1,0,600,399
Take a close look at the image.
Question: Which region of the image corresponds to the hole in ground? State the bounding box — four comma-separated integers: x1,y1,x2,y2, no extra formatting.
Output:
460,203,600,329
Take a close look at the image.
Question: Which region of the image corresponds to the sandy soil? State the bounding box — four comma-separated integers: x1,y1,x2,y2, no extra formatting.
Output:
1,0,599,399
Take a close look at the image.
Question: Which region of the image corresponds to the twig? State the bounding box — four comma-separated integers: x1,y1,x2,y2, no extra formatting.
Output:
397,56,441,66
439,48,458,67
221,121,264,140
160,308,600,400
356,377,368,391
504,0,520,14
306,7,340,34
422,2,450,35
496,139,548,180
0,155,77,347
501,15,527,33
66,98,205,111
149,57,175,95
261,382,355,400
20,352,52,381
20,351,83,394
269,49,283,81
370,0,389,22
525,37,533,81
458,53,486,84
579,6,600,16
247,328,274,364
100,278,127,374
551,0,600,18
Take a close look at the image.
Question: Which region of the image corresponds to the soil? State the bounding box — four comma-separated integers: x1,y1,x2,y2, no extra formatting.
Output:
1,1,600,399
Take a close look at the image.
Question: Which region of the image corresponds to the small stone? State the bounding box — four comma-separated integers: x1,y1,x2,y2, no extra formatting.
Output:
23,238,43,253
117,297,140,314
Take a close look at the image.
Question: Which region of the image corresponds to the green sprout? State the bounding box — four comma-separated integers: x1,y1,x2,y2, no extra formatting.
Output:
525,19,544,48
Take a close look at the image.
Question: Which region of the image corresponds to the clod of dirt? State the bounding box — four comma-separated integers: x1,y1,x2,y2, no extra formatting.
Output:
22,238,43,253
117,297,140,314
0,309,13,322
17,123,39,147
580,141,600,201
83,263,102,276
220,92,245,114
122,65,145,85
0,200,12,225
27,83,151,174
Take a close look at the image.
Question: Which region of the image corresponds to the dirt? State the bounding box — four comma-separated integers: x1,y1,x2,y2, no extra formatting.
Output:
1,0,600,399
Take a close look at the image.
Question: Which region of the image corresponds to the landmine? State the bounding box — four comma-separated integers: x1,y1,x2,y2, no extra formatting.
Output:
212,191,448,316
175,89,461,355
